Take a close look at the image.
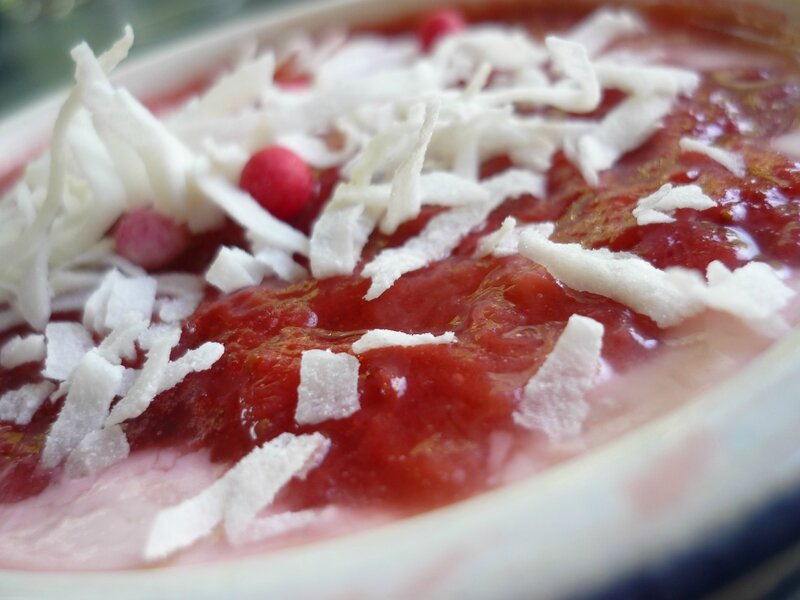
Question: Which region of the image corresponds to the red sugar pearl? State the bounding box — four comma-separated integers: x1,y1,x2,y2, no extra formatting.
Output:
115,207,190,270
239,146,314,221
418,8,466,53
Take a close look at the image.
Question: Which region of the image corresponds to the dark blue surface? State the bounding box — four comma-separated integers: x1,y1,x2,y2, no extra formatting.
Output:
577,483,800,600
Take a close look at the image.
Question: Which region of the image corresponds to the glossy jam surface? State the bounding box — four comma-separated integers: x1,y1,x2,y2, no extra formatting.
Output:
2,0,800,540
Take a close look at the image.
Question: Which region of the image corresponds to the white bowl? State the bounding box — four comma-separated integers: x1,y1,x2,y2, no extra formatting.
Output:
1,1,800,598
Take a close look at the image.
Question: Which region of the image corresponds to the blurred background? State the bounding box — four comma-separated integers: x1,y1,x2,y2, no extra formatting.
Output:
0,0,288,115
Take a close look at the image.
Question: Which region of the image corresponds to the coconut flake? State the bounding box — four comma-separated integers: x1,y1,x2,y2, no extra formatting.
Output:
105,334,221,427
433,26,548,81
205,246,264,293
518,230,704,327
42,322,94,381
83,269,156,334
194,174,309,256
513,314,604,440
295,350,360,425
680,137,746,177
154,274,204,323
565,8,646,57
72,41,223,233
96,313,148,364
41,349,124,468
594,62,700,97
362,169,544,300
310,204,377,279
0,334,46,369
254,248,308,283
519,229,794,329
105,275,157,332
633,183,717,225
474,217,556,258
144,432,330,560
567,94,674,186
480,37,600,113
195,53,275,118
352,330,456,354
157,296,202,323
380,102,440,235
157,342,224,394
64,424,130,478
669,260,795,333
0,381,56,425
104,327,181,427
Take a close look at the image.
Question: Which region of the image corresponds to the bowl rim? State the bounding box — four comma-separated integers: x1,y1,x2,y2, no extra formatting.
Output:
1,0,800,598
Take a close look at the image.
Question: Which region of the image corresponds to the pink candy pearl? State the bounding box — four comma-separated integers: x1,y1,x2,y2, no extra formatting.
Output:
418,8,466,53
114,207,190,270
239,146,314,221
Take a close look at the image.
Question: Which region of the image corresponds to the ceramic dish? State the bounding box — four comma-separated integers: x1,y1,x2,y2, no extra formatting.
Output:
1,0,800,598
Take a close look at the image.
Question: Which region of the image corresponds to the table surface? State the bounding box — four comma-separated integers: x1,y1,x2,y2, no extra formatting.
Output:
0,0,289,116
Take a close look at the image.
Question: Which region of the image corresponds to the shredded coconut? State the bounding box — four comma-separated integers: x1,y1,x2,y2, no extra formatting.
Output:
42,322,94,381
513,314,604,440
564,8,646,56
41,349,124,468
362,169,545,300
519,230,795,329
518,230,704,327
0,334,46,369
352,329,456,354
633,183,717,225
83,270,156,335
295,350,360,425
64,424,130,478
474,217,555,258
0,381,56,425
205,246,264,293
144,432,330,560
104,327,181,427
680,137,746,178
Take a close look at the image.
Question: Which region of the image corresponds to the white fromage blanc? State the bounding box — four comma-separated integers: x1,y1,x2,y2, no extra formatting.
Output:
232,506,339,546
0,334,45,369
680,137,746,178
42,349,124,468
633,183,717,225
513,314,604,440
144,432,330,560
64,424,130,478
42,322,95,381
295,350,360,425
352,330,456,354
0,381,56,425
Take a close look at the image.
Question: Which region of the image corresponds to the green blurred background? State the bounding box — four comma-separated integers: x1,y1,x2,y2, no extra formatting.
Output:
0,0,288,115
